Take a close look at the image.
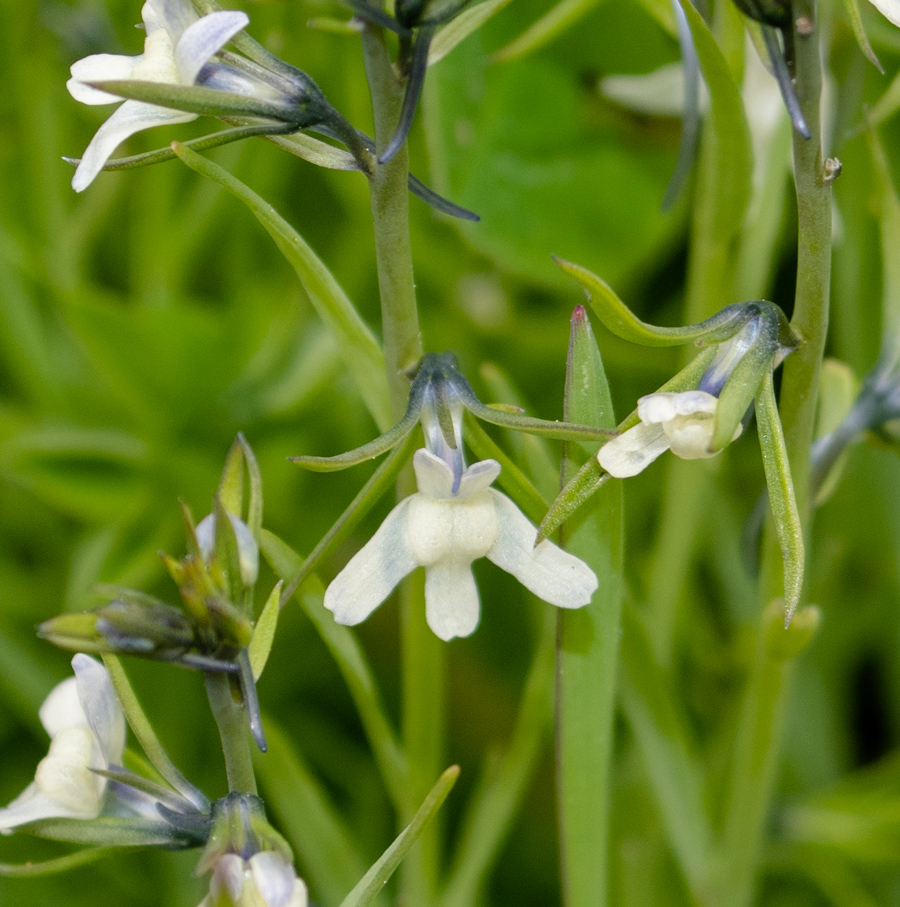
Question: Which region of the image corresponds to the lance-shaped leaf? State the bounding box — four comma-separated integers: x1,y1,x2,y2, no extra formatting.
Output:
555,258,753,348
87,79,315,125
249,582,282,681
556,306,623,907
839,0,882,71
102,656,208,809
218,436,245,519
338,766,460,907
756,371,805,624
172,142,391,430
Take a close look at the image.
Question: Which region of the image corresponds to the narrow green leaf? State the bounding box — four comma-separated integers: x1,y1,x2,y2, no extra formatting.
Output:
680,0,753,260
755,372,805,624
171,143,391,431
339,766,461,907
263,132,360,170
866,122,900,361
218,436,245,517
0,848,122,877
710,338,775,452
239,433,264,536
429,0,513,64
555,258,751,348
254,719,367,904
839,0,883,71
214,495,247,609
441,611,554,907
556,305,623,907
250,581,281,681
619,601,712,894
492,0,605,62
258,530,409,809
102,656,207,809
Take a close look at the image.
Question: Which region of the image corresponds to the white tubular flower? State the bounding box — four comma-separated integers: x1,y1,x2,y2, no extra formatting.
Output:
0,655,126,832
67,0,250,191
598,390,744,479
201,852,309,907
195,511,260,587
325,448,598,641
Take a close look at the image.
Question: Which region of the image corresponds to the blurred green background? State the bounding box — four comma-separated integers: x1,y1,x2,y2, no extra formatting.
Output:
3,0,900,903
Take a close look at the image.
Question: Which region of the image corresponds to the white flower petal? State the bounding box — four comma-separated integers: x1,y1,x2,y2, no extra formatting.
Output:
424,559,481,640
38,676,85,738
72,654,126,767
456,458,501,499
324,499,418,625
486,490,597,607
0,783,98,832
72,99,196,192
597,422,671,478
286,877,309,907
68,54,140,105
250,852,296,907
175,11,249,85
867,0,900,27
34,727,102,813
412,448,456,499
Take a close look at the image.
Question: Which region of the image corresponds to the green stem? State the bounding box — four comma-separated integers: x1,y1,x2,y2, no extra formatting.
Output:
361,24,438,904
715,4,831,904
361,24,424,417
205,672,257,795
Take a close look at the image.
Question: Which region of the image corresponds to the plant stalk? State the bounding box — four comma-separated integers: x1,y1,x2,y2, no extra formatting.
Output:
205,672,257,795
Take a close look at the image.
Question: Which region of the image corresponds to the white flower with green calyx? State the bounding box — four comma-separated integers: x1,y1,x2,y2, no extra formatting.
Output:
0,655,125,831
67,0,256,191
323,388,598,641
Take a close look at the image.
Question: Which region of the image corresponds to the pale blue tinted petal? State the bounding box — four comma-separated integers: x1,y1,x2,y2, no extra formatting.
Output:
147,0,196,38
597,422,670,478
250,852,296,907
175,11,249,84
72,100,196,192
424,559,481,640
72,654,126,766
324,499,418,625
412,448,455,499
486,490,597,607
68,54,140,104
456,458,501,499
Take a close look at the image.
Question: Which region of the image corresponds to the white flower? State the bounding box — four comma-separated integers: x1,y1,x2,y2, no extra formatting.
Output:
195,511,260,587
325,448,598,641
200,852,309,907
598,390,744,479
67,0,250,191
0,655,126,832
